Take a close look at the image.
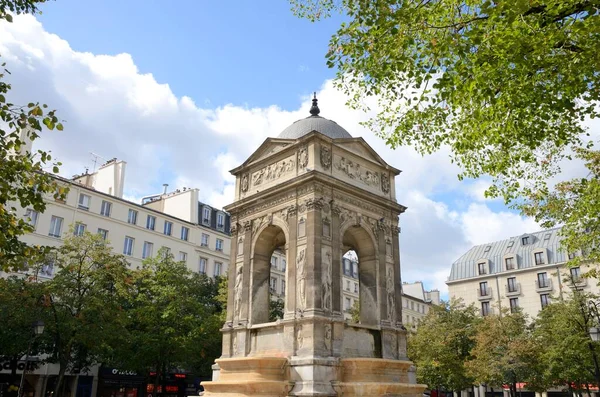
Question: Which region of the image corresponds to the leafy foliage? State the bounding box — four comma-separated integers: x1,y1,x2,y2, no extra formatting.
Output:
0,0,65,271
290,0,600,266
408,299,480,391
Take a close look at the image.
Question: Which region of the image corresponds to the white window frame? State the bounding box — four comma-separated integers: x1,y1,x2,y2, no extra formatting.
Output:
199,257,207,274
78,193,91,210
201,233,209,247
216,212,225,230
123,236,135,256
164,221,173,236
179,251,188,262
203,207,211,225
181,226,189,241
146,215,156,230
100,200,112,217
214,261,222,276
98,228,108,240
533,249,547,266
74,223,86,236
142,241,154,259
25,209,39,228
128,209,138,225
504,255,516,271
49,216,63,238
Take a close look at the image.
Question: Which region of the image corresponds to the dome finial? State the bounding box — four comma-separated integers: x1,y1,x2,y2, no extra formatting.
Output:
309,92,320,116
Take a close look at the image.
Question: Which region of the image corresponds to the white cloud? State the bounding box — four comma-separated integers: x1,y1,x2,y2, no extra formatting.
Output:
0,15,547,294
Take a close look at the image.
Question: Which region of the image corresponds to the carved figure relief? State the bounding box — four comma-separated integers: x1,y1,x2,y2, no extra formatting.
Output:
234,265,244,318
237,237,244,256
298,217,306,238
386,265,396,323
232,333,238,355
297,325,304,350
320,145,331,169
334,156,381,189
321,247,332,312
252,215,268,236
252,157,295,187
241,174,249,192
297,247,307,310
381,173,390,194
324,324,332,352
298,147,308,169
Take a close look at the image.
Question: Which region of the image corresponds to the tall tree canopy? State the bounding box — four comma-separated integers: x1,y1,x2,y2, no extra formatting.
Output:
291,0,600,263
1,0,65,271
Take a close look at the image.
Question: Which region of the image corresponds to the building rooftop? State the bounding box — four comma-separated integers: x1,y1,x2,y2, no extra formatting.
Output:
447,227,566,282
278,94,352,140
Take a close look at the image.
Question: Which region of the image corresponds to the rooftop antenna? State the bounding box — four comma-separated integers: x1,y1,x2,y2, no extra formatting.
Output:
90,152,106,172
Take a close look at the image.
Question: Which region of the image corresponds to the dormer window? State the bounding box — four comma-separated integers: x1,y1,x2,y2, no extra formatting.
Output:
521,236,530,245
203,207,211,225
534,251,545,265
484,245,491,253
216,212,225,230
478,262,487,275
505,256,516,270
507,240,514,248
544,233,551,241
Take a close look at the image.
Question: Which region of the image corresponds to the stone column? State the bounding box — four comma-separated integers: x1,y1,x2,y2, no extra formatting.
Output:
392,224,403,325
331,205,342,315
284,205,298,320
305,197,323,316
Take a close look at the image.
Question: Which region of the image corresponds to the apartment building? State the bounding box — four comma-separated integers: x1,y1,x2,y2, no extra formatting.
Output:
447,227,596,318
402,282,441,329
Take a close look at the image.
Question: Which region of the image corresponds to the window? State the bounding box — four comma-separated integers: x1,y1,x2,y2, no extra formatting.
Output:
40,254,55,277
521,236,530,245
479,281,488,296
540,293,550,308
78,193,91,210
146,215,156,230
142,242,154,259
354,283,358,293
201,233,209,247
181,226,189,241
282,259,286,272
217,213,225,229
478,262,487,275
271,256,278,268
270,277,277,292
537,272,548,288
216,238,223,252
74,223,86,236
509,298,519,313
481,301,490,316
25,209,39,228
411,301,415,310
570,267,581,282
203,207,211,225
343,259,351,276
534,251,545,265
48,216,63,238
484,245,491,253
123,236,134,256
346,280,351,290
100,200,112,217
507,240,515,248
544,233,551,240
507,277,518,293
128,209,138,225
164,221,173,236
179,251,188,262
568,252,577,260
281,280,286,295
199,257,207,274
345,297,351,311
352,262,358,278
323,220,330,237
214,262,222,276
97,228,108,240
161,247,172,258
505,257,515,270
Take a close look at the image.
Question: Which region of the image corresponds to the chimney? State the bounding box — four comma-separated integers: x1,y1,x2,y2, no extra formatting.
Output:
163,183,169,194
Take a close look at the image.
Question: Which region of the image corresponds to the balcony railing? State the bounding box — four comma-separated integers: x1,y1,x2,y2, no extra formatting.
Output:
477,287,492,301
505,283,521,296
535,279,553,293
566,277,587,288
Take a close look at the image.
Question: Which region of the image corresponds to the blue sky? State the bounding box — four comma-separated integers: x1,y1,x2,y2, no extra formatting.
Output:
38,0,344,109
0,4,557,293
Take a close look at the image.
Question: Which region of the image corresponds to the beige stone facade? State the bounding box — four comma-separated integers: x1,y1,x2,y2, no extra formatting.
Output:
447,227,597,318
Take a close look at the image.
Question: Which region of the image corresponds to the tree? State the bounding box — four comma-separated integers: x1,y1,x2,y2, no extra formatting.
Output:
290,0,600,263
408,299,480,392
467,310,540,397
0,276,45,396
40,232,131,396
533,290,600,393
1,0,65,271
120,248,222,395
270,298,285,322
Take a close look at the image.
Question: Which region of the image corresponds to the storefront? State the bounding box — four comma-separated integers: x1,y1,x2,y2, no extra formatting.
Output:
96,368,145,397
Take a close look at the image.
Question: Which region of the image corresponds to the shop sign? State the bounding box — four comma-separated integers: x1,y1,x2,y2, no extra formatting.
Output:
0,360,38,373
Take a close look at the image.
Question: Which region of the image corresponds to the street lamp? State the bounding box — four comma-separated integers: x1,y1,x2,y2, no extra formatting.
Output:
18,320,44,397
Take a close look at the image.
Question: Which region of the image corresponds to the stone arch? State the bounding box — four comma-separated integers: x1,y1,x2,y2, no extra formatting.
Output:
250,223,287,325
340,223,379,326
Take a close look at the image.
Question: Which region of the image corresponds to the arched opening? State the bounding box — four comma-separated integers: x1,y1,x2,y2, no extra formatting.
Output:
341,225,378,326
251,224,287,324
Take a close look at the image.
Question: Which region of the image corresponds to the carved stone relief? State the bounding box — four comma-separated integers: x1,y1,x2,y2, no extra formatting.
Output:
252,156,295,187
321,246,332,312
323,324,332,352
241,174,249,192
237,237,244,256
234,265,244,319
334,156,380,188
386,265,396,323
320,145,331,169
298,146,309,169
252,215,268,236
279,204,297,223
297,324,304,350
298,217,306,238
381,173,390,194
305,197,324,211
297,247,307,310
322,217,331,238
